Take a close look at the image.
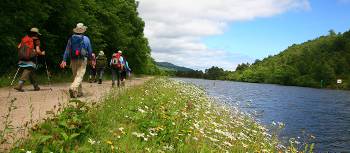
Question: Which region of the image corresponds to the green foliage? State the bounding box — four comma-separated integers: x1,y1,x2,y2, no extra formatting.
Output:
205,66,225,80
0,0,156,75
12,100,93,152
225,29,350,89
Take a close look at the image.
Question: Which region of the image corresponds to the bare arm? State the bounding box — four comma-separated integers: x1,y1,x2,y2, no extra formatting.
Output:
35,46,45,56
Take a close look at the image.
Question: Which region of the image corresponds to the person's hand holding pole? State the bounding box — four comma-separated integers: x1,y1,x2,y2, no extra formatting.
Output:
60,61,67,69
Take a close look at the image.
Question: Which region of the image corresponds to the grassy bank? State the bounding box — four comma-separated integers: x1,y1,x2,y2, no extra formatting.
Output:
10,78,310,152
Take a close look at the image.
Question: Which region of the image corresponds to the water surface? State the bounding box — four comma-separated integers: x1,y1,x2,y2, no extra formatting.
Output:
175,78,350,152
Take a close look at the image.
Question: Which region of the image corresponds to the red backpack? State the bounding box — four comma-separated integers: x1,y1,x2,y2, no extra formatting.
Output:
111,53,124,70
17,36,36,60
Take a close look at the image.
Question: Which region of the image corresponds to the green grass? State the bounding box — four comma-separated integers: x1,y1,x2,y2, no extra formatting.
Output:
10,78,312,153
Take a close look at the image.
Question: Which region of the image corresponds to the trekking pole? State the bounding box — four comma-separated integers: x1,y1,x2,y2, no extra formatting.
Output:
44,56,53,91
10,67,20,86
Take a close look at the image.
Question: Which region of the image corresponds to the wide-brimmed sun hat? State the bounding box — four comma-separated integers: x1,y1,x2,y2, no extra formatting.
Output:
73,23,87,34
118,50,122,54
99,51,104,56
30,27,41,35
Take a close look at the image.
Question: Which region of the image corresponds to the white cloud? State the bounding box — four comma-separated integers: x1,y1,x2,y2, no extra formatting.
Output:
139,0,310,70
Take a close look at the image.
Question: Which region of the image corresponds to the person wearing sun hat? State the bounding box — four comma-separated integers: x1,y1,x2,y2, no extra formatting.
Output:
14,27,45,92
60,23,93,98
95,50,107,84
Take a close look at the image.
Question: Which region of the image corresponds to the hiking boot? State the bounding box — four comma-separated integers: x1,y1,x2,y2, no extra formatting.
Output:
14,85,24,92
98,79,102,84
33,85,40,91
69,89,78,98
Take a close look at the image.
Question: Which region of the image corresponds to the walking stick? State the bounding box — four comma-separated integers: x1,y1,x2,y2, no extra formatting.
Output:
10,67,20,86
44,56,53,91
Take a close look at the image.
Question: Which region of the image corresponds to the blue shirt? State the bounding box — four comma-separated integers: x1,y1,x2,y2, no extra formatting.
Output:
63,34,92,61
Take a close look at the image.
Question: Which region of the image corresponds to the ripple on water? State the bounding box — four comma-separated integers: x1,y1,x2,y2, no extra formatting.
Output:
174,78,350,152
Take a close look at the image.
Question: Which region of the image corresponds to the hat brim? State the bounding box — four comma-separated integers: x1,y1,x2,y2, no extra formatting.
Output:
73,27,87,34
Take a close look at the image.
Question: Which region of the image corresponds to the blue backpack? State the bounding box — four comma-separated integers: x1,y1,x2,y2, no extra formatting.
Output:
70,35,87,58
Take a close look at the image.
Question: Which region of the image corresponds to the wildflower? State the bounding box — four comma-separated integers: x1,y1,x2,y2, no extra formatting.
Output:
223,141,233,147
26,151,32,153
276,144,286,149
310,134,316,139
157,149,165,153
106,140,113,145
163,145,174,151
272,121,276,126
119,127,124,131
138,108,146,113
242,142,248,148
208,136,219,142
149,131,157,136
88,138,96,145
193,137,198,141
132,132,145,138
277,122,285,128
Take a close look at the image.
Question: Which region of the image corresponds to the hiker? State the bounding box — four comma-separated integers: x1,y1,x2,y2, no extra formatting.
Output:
14,28,46,92
88,53,97,83
120,55,132,83
110,50,124,87
95,51,107,84
60,23,93,98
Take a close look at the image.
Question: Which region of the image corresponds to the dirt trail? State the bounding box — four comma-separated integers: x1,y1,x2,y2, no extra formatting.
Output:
0,77,150,151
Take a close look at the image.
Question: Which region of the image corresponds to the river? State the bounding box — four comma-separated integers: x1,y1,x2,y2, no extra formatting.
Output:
175,78,350,152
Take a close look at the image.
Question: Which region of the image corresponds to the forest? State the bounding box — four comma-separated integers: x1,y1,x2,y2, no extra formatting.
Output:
0,0,159,76
187,30,350,89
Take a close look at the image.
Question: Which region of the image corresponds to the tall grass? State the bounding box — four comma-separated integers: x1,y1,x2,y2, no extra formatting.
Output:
10,78,312,152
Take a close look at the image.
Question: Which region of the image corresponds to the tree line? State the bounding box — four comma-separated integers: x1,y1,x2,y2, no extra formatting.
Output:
179,29,350,89
0,0,159,75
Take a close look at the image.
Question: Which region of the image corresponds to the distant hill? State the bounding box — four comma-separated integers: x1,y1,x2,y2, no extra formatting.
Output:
156,62,194,72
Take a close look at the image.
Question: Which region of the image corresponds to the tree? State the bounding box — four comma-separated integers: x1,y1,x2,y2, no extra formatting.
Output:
0,0,156,75
205,66,225,80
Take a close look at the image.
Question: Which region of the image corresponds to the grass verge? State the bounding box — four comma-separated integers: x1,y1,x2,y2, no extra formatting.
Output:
10,78,312,152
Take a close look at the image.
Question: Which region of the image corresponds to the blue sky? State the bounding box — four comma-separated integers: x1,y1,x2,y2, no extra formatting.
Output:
140,0,350,70
203,0,350,61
